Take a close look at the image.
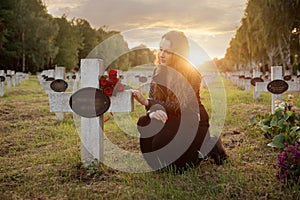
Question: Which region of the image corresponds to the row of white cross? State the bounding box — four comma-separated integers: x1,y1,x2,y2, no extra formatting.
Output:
225,66,300,113
0,70,30,97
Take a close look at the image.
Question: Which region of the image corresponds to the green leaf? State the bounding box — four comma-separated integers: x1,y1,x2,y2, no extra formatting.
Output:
286,111,294,117
261,125,270,132
270,116,278,127
290,126,300,133
283,110,294,121
278,119,285,127
275,109,284,118
267,134,286,149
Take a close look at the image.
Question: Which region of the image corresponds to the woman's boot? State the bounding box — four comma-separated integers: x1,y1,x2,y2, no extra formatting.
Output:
208,136,228,165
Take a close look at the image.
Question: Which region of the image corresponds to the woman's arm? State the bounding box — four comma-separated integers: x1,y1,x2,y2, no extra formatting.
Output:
146,83,180,115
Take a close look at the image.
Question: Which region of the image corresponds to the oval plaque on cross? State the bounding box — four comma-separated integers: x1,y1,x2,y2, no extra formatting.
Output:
283,75,291,81
267,79,289,94
50,79,68,92
250,77,264,86
69,87,111,118
139,76,148,83
0,76,5,82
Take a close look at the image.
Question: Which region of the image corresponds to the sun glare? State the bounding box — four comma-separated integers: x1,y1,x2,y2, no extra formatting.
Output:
188,38,211,67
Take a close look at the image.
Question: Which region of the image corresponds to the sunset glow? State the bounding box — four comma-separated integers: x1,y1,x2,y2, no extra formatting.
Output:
44,0,247,59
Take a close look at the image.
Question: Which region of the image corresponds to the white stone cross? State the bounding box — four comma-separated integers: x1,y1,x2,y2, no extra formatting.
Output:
254,81,299,100
253,66,299,114
52,66,67,121
253,67,299,102
0,70,5,97
6,70,12,91
41,69,55,93
271,66,283,114
11,70,16,87
48,59,133,166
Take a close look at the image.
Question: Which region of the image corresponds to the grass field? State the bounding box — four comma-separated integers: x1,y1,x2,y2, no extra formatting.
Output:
0,76,300,199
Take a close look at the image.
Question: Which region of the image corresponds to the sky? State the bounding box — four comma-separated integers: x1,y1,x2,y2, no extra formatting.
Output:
44,0,247,62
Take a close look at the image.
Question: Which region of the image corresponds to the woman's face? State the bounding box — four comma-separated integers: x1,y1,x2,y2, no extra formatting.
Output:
159,38,173,67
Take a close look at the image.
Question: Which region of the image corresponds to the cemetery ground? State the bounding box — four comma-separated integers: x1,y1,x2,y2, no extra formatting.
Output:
0,76,300,200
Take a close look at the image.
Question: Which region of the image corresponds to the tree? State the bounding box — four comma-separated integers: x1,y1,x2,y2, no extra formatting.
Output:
224,0,300,72
0,0,18,70
129,44,155,67
87,27,131,70
53,15,83,71
0,0,59,73
74,18,98,61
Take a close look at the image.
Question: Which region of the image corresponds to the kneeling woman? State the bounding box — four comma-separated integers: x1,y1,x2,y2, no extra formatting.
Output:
132,30,227,171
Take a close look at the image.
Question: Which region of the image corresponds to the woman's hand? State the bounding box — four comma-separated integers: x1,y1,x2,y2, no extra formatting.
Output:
131,90,149,106
149,110,168,123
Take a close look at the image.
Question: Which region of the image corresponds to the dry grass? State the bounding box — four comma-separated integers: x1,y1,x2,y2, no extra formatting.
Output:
0,76,299,199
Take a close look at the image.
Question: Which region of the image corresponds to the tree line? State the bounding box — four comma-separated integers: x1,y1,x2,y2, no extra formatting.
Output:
219,0,300,73
0,0,155,73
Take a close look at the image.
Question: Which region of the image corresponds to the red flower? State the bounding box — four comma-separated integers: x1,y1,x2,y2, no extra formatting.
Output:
100,76,108,86
104,86,113,96
99,69,124,97
108,69,118,79
110,77,119,85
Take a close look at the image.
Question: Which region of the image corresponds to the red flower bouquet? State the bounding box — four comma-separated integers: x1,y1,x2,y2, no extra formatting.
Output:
99,69,124,96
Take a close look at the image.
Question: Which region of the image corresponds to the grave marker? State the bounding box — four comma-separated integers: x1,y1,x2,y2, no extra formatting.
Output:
50,79,68,92
250,77,264,86
283,69,292,81
253,66,299,100
69,87,111,118
244,71,252,92
6,70,12,91
270,66,287,114
267,80,289,94
41,69,55,92
51,67,68,121
0,70,5,97
47,59,133,166
11,71,16,87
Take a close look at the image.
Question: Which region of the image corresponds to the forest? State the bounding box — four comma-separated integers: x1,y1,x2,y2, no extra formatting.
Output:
0,0,155,73
221,0,300,73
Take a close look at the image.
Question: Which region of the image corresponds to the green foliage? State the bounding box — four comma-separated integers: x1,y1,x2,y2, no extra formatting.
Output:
251,103,300,149
74,18,98,60
0,1,154,73
252,110,300,147
0,0,59,72
224,0,300,70
129,44,156,67
53,16,83,70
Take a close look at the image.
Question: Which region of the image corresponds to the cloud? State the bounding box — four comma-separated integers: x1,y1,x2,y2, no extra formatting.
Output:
69,0,244,32
45,0,246,58
44,0,88,16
